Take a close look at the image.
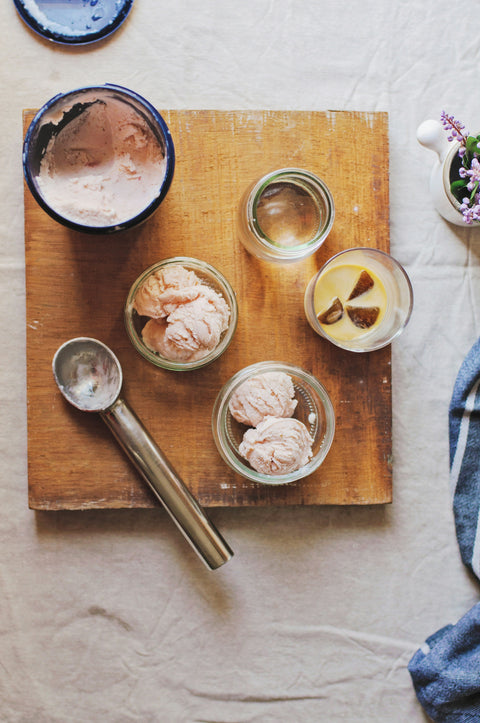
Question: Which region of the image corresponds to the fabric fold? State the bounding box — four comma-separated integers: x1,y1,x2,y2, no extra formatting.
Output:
449,336,480,580
408,603,480,722
409,336,480,720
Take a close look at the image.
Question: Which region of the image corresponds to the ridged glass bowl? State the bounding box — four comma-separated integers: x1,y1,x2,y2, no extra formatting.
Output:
304,247,414,352
212,361,335,484
236,168,335,263
125,257,238,371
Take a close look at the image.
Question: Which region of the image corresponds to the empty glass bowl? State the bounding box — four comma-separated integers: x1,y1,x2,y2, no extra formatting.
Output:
236,168,335,263
125,257,238,371
212,361,335,484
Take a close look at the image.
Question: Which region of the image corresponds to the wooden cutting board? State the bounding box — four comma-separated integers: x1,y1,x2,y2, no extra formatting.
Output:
24,108,391,510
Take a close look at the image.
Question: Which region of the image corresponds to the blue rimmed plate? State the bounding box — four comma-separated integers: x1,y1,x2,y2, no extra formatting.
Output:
13,0,134,45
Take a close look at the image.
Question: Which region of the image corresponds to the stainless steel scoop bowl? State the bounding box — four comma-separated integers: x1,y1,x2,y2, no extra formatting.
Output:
52,337,233,570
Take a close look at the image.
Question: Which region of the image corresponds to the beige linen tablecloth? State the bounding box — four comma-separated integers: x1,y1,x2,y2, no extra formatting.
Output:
1,1,478,720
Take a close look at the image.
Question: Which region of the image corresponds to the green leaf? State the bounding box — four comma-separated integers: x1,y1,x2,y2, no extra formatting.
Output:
466,136,479,156
450,179,468,203
470,182,479,205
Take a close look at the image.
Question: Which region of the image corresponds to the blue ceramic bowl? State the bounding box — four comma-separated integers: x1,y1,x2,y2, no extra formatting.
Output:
14,0,134,45
23,84,175,234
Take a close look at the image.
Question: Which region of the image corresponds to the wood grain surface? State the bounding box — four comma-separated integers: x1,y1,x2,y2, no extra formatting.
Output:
24,108,392,510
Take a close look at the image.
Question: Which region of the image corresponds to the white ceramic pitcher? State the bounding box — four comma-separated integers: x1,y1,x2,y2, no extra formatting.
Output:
416,119,471,226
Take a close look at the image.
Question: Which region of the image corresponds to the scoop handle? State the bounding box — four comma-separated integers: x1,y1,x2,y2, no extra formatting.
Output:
101,398,233,570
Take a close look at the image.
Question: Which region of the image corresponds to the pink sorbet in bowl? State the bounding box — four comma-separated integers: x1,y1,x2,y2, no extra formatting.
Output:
212,361,335,485
125,257,238,371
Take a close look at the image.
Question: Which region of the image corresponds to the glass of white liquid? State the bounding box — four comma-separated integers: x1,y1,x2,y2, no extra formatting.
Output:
304,247,413,352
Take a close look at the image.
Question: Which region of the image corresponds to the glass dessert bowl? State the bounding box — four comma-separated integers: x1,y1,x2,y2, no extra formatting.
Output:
125,257,238,371
212,361,335,485
23,84,175,234
237,168,335,263
304,247,413,352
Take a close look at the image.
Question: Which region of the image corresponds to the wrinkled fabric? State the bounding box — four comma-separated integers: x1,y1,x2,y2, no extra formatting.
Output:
4,0,480,721
409,604,480,723
408,339,480,721
449,336,480,579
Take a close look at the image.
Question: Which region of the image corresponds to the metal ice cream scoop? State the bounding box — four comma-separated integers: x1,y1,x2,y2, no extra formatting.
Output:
52,337,233,570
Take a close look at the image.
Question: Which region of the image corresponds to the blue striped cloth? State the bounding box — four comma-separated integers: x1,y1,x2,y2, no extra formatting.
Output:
408,604,480,721
408,337,480,721
449,336,480,578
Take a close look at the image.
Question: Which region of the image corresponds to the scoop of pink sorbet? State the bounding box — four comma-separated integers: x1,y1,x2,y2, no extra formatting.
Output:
133,264,231,362
141,284,230,362
229,371,297,427
133,265,202,319
239,416,313,476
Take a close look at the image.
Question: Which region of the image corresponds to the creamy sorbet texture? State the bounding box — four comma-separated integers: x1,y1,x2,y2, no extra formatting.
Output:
239,416,313,476
36,97,167,226
133,265,230,363
229,371,313,476
229,371,297,427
